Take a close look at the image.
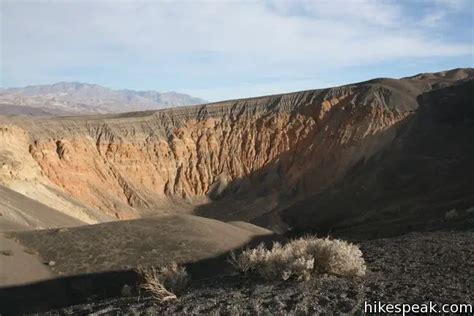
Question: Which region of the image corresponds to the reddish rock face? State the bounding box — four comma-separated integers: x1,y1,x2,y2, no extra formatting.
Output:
20,95,404,218
1,68,472,223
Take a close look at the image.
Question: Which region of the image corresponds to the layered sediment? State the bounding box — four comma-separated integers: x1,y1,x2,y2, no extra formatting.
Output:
0,68,472,226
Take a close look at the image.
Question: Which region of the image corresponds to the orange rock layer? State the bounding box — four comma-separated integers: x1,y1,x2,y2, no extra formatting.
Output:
16,88,410,219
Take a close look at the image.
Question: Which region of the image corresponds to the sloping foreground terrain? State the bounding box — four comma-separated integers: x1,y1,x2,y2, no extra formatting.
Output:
46,231,474,315
0,214,273,286
1,231,472,314
10,214,273,276
0,69,473,314
0,214,276,313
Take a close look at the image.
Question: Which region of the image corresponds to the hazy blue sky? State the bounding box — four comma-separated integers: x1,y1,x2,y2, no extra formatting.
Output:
1,0,473,101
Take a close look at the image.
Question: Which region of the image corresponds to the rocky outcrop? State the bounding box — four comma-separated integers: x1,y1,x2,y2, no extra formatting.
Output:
0,125,109,224
0,68,472,224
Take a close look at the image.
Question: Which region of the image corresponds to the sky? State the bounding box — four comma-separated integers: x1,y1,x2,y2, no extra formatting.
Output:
1,0,473,102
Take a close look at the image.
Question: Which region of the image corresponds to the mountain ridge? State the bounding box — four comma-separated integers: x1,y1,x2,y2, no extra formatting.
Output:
0,81,207,116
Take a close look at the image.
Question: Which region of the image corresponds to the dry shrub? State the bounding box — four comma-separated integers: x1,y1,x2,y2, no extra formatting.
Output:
0,249,13,256
137,263,189,302
229,236,366,281
445,209,458,220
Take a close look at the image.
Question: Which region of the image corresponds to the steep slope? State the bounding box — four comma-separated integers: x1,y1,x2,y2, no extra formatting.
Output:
0,88,407,219
0,68,472,233
0,125,112,224
0,185,84,231
0,82,206,116
281,79,474,238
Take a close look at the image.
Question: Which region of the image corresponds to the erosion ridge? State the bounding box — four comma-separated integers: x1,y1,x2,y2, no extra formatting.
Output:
0,68,472,230
282,78,474,238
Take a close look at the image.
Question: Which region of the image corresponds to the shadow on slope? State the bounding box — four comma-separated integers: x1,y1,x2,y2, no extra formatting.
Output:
280,80,474,240
8,214,273,277
0,231,281,315
194,79,474,240
194,116,410,232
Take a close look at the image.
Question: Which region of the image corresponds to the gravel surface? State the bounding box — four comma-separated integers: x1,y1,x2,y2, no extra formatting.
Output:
39,230,473,315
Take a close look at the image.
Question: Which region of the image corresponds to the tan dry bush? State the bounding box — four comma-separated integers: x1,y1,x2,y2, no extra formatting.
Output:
229,236,366,281
445,209,458,220
137,263,189,302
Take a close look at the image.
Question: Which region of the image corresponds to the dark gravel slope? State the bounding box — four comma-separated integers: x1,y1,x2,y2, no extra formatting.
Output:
37,230,473,315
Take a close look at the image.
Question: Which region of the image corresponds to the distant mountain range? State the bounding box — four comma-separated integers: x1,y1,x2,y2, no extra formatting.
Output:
0,82,207,116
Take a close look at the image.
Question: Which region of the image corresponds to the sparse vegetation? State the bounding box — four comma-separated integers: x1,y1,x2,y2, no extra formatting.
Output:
466,206,474,215
0,249,13,256
137,263,189,302
445,209,458,220
229,236,366,281
23,248,38,255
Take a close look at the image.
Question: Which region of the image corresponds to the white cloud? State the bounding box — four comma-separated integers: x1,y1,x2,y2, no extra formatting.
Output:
268,0,403,28
434,0,471,11
419,11,446,28
1,0,472,98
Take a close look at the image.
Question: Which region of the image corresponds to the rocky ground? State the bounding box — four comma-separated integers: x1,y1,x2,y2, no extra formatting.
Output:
37,230,473,315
